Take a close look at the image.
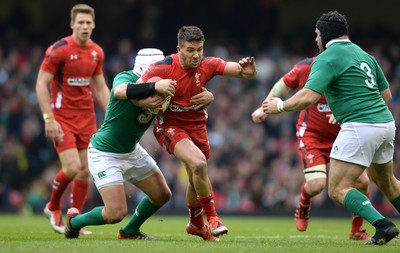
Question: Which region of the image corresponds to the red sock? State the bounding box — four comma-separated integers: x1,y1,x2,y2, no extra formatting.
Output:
48,170,72,211
197,193,218,222
70,178,90,212
351,191,369,232
299,183,312,206
351,214,363,233
187,203,205,228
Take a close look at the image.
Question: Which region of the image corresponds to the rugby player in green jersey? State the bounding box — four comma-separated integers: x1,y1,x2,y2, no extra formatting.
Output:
64,48,213,240
263,10,400,245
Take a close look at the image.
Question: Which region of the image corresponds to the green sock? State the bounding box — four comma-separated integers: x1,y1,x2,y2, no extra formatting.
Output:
71,206,106,230
390,195,400,213
343,189,385,224
122,196,161,235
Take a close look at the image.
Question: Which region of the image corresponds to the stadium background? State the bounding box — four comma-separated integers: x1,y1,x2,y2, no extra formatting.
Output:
0,0,399,218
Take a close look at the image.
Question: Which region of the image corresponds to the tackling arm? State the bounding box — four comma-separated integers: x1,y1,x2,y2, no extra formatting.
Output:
263,88,321,114
251,78,290,123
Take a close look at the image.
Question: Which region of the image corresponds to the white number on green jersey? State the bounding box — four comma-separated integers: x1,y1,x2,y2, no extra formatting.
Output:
360,62,376,88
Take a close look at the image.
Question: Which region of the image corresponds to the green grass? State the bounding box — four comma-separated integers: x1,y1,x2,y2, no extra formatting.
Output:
0,215,399,253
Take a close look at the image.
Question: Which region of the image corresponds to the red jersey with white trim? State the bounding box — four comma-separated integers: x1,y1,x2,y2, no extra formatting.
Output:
283,57,340,140
142,53,227,126
40,35,104,112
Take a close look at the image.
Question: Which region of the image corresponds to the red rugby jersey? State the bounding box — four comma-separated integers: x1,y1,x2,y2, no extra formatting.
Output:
40,36,104,112
142,53,227,126
283,57,340,140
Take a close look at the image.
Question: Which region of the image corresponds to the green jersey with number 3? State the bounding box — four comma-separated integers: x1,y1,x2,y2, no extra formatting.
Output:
304,41,393,124
90,71,155,153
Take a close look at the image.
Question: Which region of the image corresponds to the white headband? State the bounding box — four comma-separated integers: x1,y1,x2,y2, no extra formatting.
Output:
133,48,165,76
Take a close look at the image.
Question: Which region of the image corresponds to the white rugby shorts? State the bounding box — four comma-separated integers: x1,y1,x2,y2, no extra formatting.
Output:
88,142,159,189
330,121,395,167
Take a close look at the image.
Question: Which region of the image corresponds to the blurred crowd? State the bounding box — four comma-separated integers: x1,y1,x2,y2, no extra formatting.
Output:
1,19,400,217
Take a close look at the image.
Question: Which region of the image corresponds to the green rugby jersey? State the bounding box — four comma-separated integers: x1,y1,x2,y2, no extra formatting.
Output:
305,41,393,124
91,70,154,153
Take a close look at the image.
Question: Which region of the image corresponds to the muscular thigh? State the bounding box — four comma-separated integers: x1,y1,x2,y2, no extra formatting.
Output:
329,158,365,190
154,125,210,159
99,184,127,212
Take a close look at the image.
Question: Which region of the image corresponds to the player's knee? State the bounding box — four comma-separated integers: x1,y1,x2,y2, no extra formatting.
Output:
327,186,340,203
153,188,172,206
104,208,127,224
76,167,91,180
190,159,207,176
306,178,326,195
62,160,83,176
355,177,369,193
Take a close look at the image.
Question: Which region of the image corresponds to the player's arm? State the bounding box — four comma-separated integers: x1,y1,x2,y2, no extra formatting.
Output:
251,78,290,123
35,69,63,141
223,57,257,79
262,88,321,114
380,87,392,106
113,79,175,100
92,74,110,112
35,70,53,115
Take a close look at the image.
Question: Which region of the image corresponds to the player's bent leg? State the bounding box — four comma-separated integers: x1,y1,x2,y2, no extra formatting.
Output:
118,171,171,239
71,163,92,235
99,184,128,223
175,138,228,237
349,170,371,239
295,165,326,232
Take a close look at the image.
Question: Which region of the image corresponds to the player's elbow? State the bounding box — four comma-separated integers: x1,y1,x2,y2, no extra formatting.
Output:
302,89,321,106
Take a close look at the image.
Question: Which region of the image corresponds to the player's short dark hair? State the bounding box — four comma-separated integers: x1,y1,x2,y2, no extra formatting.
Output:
70,4,95,21
177,26,205,46
316,10,348,48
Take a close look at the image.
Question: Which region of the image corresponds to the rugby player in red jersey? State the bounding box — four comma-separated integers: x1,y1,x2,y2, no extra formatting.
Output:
252,57,371,240
35,3,110,235
139,26,257,241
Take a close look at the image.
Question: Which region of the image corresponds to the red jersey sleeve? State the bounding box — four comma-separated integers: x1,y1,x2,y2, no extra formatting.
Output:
40,41,68,74
282,57,314,90
203,57,227,77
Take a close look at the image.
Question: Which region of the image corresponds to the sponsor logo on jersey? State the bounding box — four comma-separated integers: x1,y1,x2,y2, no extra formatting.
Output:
67,77,91,86
70,54,78,60
170,103,197,112
317,103,332,112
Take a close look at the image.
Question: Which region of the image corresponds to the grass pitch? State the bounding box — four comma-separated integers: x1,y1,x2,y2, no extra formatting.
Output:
0,214,399,253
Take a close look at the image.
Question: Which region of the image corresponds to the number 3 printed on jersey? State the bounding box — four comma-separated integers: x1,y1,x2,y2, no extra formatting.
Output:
360,62,376,88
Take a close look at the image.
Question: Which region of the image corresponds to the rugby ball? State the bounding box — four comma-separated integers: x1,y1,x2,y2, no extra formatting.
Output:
147,76,171,115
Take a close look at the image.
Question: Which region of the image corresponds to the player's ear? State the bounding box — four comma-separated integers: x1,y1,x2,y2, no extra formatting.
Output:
177,46,181,52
